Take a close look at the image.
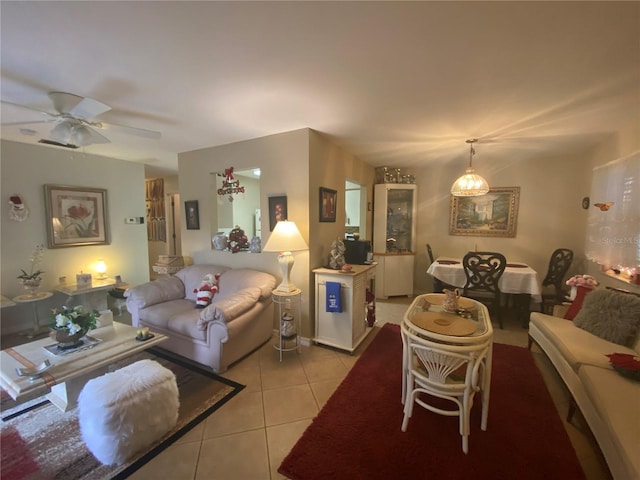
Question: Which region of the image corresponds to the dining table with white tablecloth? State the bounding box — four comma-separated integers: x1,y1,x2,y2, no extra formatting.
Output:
427,256,542,303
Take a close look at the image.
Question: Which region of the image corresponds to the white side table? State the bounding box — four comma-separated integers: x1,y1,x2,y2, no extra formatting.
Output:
12,291,54,338
272,289,302,361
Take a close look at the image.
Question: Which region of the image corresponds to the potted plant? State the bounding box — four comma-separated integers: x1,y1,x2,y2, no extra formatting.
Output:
17,244,45,296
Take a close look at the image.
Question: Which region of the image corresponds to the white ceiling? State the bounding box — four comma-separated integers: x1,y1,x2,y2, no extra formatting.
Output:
1,1,639,177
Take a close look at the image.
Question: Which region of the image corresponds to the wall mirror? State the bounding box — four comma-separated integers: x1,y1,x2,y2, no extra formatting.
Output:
212,168,261,250
345,179,366,239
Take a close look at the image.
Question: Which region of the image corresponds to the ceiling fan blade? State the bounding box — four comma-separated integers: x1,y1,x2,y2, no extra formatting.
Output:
1,99,58,118
48,92,111,119
69,96,111,120
98,121,161,139
80,125,111,146
1,120,54,126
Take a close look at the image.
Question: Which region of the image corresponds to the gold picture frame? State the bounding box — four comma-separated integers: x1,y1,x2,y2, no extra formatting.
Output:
44,184,110,248
449,187,520,237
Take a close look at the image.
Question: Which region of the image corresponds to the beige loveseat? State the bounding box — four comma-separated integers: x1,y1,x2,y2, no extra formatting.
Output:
125,264,276,373
528,289,640,480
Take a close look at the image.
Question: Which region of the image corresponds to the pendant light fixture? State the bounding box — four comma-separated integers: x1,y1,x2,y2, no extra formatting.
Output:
450,139,490,197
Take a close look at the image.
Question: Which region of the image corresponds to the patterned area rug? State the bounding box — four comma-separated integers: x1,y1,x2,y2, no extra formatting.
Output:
279,323,587,479
1,347,243,480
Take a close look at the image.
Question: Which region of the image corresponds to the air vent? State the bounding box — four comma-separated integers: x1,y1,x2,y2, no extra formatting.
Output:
38,139,79,149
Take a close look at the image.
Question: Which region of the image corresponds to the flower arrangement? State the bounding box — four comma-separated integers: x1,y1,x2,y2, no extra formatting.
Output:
50,305,99,335
566,274,598,288
607,353,640,381
17,244,45,285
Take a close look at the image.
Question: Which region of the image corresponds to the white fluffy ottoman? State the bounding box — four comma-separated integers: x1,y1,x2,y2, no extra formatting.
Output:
78,359,180,466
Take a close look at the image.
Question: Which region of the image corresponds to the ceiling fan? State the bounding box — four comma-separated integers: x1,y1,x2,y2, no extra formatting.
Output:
1,91,161,148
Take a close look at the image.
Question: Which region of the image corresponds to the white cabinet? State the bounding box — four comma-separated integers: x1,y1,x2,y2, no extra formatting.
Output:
313,264,376,353
373,183,417,298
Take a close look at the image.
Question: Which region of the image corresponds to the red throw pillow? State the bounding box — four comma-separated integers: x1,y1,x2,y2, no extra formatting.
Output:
563,286,593,320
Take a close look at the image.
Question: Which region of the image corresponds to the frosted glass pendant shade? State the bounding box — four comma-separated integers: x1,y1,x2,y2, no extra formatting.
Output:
451,139,490,197
451,167,490,196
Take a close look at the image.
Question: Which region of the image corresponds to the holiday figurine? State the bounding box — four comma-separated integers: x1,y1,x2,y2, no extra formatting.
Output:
194,273,220,308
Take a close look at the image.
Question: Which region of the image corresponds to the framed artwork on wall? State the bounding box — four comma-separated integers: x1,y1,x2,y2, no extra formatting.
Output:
185,200,200,230
44,184,110,248
268,195,287,231
319,187,337,223
449,187,520,237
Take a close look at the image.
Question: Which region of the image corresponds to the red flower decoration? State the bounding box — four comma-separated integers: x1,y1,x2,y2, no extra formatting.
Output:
607,353,640,381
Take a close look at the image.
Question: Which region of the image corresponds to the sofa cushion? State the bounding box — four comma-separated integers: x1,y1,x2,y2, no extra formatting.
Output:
198,287,262,330
579,365,640,479
217,269,276,300
529,313,637,371
573,289,640,347
175,265,231,302
167,309,207,341
138,299,195,331
125,276,185,309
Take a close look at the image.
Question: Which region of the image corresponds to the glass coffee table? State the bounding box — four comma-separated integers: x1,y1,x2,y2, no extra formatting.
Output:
0,322,166,412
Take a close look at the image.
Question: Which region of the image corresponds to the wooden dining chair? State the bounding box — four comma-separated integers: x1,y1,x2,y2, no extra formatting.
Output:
426,243,455,294
540,248,574,314
462,251,507,328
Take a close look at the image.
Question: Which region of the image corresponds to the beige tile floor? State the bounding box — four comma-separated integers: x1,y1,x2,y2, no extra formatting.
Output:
129,297,612,480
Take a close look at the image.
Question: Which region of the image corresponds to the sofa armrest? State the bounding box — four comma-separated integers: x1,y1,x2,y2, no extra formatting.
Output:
198,287,262,330
125,276,185,310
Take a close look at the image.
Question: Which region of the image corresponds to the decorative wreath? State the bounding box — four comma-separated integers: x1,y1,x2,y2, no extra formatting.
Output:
606,353,640,381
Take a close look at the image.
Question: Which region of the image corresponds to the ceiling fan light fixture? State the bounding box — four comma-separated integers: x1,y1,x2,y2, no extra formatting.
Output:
451,139,490,197
50,121,73,144
71,125,93,147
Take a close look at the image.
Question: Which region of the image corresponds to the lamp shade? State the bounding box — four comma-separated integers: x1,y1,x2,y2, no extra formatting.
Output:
450,168,490,196
451,139,490,197
263,221,308,253
263,220,307,294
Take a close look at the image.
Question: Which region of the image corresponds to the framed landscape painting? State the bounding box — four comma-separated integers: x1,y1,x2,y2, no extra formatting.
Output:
449,187,520,237
44,184,110,248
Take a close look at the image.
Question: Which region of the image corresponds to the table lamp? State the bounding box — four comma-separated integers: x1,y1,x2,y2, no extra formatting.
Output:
263,220,308,293
95,259,108,280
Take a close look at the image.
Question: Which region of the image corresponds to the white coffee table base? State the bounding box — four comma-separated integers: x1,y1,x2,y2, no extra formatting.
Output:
46,366,109,412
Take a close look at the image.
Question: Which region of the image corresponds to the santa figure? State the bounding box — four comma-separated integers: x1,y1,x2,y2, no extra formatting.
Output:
194,273,220,308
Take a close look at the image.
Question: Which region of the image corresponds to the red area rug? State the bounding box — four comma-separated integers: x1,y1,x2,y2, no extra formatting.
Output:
279,323,587,479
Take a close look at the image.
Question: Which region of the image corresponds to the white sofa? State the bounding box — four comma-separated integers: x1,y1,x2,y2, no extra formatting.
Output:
528,292,640,480
125,264,276,373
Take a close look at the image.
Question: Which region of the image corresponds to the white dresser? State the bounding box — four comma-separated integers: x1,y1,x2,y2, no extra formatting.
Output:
313,264,376,353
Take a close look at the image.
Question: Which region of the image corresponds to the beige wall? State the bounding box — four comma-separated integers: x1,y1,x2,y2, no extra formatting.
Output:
1,140,150,333
177,128,375,338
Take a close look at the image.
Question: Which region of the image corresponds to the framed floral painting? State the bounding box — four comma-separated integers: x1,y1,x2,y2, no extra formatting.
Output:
44,185,110,248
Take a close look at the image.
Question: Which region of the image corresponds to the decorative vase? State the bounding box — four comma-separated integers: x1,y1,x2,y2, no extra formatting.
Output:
51,327,88,348
212,235,228,251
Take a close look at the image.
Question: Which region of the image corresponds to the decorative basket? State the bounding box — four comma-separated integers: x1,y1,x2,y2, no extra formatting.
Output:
50,328,88,348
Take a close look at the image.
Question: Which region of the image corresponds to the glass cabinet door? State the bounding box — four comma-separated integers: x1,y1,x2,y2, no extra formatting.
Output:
386,188,414,252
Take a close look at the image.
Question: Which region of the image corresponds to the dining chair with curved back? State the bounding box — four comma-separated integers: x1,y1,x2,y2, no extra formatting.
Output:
401,322,491,454
462,251,507,328
426,243,454,294
540,248,574,314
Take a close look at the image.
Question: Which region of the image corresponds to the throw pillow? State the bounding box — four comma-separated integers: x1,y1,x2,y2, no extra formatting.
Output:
606,353,640,382
573,289,640,347
563,286,592,320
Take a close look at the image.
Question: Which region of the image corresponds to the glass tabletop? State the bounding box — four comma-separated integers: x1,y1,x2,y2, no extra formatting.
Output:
403,293,493,344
